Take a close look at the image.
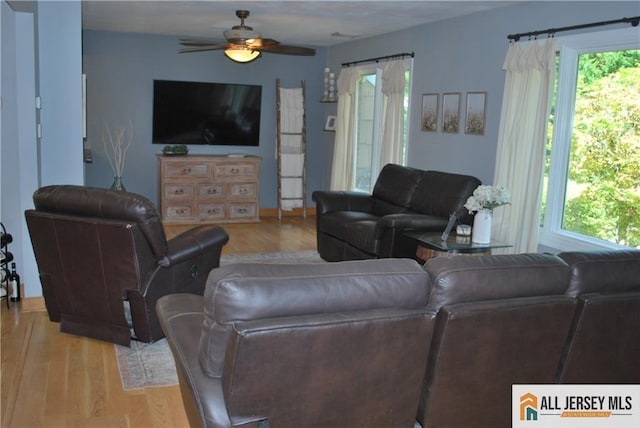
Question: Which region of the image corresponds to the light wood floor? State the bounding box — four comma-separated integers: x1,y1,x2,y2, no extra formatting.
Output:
1,216,317,428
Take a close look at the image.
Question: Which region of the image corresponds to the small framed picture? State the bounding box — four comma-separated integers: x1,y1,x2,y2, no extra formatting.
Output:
324,115,337,131
442,93,461,134
421,94,438,132
465,92,487,135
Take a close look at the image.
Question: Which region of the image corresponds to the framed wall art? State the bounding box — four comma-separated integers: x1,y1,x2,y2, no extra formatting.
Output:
421,93,438,132
465,92,487,135
442,93,461,134
324,115,337,131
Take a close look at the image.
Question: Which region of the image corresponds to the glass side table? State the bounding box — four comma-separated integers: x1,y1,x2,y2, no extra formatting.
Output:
405,231,512,262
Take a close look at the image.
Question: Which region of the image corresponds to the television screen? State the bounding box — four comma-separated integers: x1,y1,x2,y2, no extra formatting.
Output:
152,80,262,146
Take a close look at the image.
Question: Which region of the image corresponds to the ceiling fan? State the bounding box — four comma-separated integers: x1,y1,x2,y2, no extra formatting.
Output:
179,10,316,63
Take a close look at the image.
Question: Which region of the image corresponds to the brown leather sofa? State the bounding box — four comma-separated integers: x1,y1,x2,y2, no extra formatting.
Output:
25,185,229,346
157,259,436,428
312,164,481,261
157,249,639,428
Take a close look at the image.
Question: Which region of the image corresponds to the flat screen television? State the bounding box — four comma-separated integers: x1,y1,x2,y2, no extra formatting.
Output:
152,79,262,146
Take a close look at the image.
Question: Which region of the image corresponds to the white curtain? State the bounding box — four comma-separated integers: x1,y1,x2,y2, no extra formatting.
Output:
379,60,409,168
492,39,556,254
330,59,410,190
330,68,360,190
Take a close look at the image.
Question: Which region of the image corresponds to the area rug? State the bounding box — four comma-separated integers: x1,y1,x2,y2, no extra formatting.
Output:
115,250,325,390
115,338,178,390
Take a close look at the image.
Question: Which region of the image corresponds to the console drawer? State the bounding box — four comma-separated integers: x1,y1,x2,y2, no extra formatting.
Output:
197,203,226,220
165,205,193,221
229,183,257,199
229,203,257,219
164,184,194,199
215,163,257,178
198,183,225,199
166,162,209,178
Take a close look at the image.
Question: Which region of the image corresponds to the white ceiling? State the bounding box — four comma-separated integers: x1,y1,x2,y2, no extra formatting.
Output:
81,1,523,47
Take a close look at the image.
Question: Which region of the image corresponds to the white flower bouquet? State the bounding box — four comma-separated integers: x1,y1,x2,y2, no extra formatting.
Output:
464,185,511,213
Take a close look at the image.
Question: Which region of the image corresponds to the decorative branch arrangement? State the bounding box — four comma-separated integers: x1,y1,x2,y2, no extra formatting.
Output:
103,121,133,178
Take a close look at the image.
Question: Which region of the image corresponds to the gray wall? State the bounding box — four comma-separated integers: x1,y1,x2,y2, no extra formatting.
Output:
2,0,84,298
83,30,329,208
83,1,639,206
325,1,640,186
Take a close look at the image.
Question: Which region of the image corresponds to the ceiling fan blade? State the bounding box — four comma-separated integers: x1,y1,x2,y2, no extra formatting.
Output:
179,45,226,53
179,38,225,47
254,38,280,46
257,44,316,56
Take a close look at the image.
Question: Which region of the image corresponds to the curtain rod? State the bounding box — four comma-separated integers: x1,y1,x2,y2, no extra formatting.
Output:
342,52,414,68
507,16,639,42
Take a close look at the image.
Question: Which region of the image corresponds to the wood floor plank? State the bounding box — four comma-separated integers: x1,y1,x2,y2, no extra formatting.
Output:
43,329,70,419
1,305,34,426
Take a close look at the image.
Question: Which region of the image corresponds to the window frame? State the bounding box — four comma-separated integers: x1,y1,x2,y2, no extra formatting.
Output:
539,27,640,251
350,59,413,193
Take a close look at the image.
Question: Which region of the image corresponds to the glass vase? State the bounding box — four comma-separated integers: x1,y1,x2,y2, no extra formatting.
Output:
110,176,126,192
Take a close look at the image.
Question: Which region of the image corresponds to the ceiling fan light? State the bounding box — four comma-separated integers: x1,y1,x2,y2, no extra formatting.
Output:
224,48,261,63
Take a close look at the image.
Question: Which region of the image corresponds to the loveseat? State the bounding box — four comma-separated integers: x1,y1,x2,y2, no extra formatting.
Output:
156,249,639,428
312,164,481,261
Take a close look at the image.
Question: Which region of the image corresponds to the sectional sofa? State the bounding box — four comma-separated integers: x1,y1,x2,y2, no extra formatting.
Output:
157,249,639,427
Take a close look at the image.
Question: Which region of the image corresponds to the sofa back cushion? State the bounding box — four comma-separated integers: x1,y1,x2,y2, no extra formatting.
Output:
222,307,435,427
199,258,428,377
371,164,424,216
25,211,145,345
423,253,570,308
556,250,640,383
410,170,481,218
557,250,640,297
32,185,168,259
418,252,576,428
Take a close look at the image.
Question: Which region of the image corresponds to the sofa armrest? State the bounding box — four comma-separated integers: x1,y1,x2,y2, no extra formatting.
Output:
160,225,229,267
375,214,450,239
156,294,237,428
312,190,374,215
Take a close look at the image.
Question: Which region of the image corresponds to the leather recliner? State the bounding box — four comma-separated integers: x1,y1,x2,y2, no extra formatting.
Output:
157,258,436,428
25,185,229,346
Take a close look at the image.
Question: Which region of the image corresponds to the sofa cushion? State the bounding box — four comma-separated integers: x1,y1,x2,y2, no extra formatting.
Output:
372,164,423,215
199,258,428,377
423,253,570,308
316,211,379,237
410,171,481,218
557,250,640,297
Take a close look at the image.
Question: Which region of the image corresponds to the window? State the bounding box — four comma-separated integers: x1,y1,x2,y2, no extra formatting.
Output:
354,71,382,192
540,28,640,251
352,65,411,193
